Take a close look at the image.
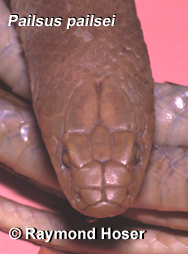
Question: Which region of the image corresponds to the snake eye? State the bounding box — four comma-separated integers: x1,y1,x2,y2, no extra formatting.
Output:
62,147,70,168
133,142,141,165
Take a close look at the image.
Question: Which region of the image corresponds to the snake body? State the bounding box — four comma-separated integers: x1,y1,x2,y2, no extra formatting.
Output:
10,0,155,218
1,82,188,253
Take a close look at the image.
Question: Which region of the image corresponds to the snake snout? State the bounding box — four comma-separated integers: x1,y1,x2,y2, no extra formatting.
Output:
71,161,135,218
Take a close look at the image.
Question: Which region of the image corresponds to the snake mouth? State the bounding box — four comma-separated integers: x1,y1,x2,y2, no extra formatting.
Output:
81,201,126,218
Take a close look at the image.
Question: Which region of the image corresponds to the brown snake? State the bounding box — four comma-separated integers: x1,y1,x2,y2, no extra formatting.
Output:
9,0,155,218
0,0,188,254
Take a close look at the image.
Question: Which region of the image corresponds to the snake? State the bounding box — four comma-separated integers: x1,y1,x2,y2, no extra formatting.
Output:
8,0,155,218
0,0,188,253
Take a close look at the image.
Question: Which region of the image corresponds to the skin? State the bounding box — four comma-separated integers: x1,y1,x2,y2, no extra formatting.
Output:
0,0,188,254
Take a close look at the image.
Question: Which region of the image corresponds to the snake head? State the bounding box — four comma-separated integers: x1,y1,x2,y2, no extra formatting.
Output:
41,75,155,218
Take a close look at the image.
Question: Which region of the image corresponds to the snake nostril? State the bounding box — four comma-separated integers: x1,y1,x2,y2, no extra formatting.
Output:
62,146,71,168
133,142,141,165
